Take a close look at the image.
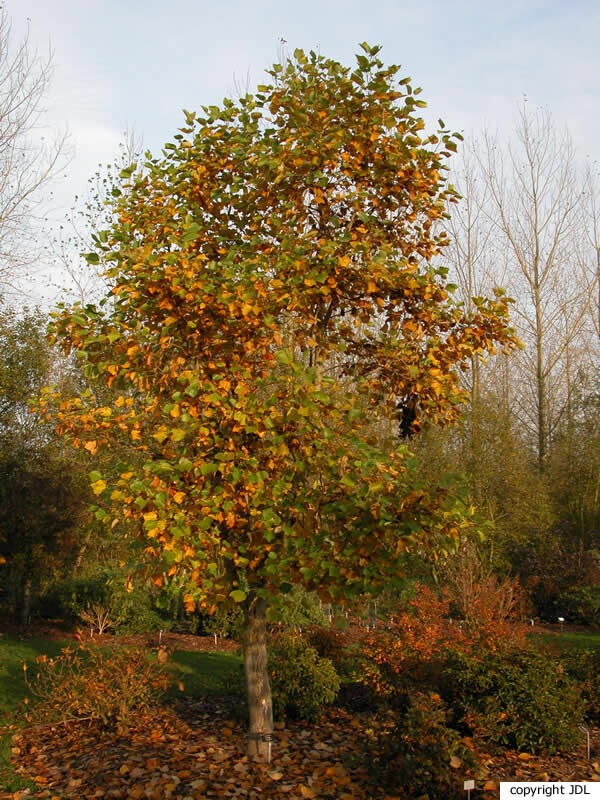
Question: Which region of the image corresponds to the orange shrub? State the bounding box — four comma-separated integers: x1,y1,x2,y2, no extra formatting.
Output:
361,585,472,696
443,545,527,650
23,632,173,732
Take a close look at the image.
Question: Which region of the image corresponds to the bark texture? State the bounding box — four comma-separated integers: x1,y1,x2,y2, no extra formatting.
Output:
243,596,274,760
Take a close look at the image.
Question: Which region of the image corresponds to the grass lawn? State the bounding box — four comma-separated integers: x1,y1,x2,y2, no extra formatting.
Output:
171,648,243,697
530,629,600,653
0,633,242,793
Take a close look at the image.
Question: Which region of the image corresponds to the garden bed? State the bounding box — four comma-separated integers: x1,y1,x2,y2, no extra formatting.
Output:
6,702,600,799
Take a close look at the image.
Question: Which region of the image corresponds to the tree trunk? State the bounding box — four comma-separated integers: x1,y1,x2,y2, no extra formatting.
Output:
534,281,547,467
243,595,274,761
21,576,31,626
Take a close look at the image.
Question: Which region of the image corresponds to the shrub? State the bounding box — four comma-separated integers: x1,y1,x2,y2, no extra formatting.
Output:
360,585,471,699
306,626,367,682
200,606,244,641
23,635,173,733
442,543,527,648
268,634,340,721
103,577,169,634
364,692,477,798
561,648,600,724
41,573,109,623
445,648,584,753
556,585,600,627
41,571,170,634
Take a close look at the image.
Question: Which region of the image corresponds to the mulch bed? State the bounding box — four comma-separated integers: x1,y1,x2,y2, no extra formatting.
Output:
0,622,241,654
6,702,600,799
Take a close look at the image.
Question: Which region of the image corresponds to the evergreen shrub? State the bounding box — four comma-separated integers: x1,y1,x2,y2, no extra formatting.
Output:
444,648,584,753
365,692,477,798
561,647,600,725
268,634,340,721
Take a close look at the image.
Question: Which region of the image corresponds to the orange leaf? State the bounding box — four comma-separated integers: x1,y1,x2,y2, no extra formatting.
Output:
184,594,196,612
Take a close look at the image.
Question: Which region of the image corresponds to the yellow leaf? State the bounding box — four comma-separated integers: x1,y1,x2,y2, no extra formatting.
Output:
367,280,377,293
163,316,177,327
170,404,181,418
91,479,107,495
153,428,168,443
84,440,98,455
173,491,186,504
241,303,252,317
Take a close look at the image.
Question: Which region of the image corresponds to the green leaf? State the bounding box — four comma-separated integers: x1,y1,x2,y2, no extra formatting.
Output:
293,48,307,64
230,589,247,603
182,222,201,244
275,349,293,365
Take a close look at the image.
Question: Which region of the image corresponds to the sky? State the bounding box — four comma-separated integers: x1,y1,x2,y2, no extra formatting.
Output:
6,0,600,302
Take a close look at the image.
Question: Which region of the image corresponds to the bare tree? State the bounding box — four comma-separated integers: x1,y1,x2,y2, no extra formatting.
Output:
443,140,506,408
580,166,600,346
0,8,69,293
478,105,589,465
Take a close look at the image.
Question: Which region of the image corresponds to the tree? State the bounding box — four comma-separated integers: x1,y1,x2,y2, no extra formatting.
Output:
0,306,86,623
45,45,516,759
440,139,512,477
0,8,69,293
478,105,589,465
